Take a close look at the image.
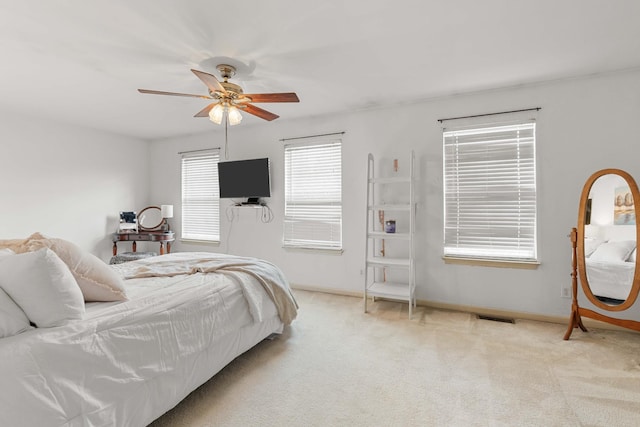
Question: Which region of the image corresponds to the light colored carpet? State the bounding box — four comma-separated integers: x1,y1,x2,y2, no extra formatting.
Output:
150,290,640,426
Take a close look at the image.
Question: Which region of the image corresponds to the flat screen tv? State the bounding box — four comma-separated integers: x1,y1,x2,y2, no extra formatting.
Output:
218,157,271,199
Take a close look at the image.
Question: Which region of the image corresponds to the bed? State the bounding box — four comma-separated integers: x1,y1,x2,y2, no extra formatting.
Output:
0,235,297,427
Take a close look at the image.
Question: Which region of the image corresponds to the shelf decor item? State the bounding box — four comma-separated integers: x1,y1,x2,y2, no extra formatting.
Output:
385,220,396,233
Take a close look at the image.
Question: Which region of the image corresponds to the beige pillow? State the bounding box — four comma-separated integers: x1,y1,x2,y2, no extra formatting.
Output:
27,237,128,302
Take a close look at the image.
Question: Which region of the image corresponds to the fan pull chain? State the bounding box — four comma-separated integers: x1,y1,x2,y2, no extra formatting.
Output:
224,117,229,159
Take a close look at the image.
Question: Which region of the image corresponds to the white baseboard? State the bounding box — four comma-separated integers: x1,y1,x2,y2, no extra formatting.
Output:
290,283,638,333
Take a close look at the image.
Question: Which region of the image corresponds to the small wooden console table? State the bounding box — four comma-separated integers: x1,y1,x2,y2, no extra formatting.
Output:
112,231,175,256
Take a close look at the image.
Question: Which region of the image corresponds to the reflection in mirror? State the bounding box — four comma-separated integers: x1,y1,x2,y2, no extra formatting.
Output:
584,174,637,306
138,206,163,231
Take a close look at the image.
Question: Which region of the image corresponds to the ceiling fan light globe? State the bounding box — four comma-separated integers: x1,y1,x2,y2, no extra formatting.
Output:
209,104,224,124
228,107,243,126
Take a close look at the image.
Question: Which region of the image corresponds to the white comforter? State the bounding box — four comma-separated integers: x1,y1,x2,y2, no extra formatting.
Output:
0,252,296,426
121,252,298,324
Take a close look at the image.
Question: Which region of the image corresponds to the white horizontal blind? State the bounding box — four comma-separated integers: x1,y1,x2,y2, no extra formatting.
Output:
181,149,220,242
443,123,537,261
284,139,342,250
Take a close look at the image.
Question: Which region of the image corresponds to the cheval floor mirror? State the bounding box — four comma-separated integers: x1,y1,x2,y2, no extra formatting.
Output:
565,168,640,339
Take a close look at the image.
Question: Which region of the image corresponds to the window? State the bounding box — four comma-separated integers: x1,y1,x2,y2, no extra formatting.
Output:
181,149,220,242
284,138,342,250
443,122,537,262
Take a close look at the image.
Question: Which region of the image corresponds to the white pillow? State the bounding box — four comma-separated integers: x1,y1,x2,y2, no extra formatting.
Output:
0,248,85,327
589,240,637,262
629,248,637,263
584,238,606,257
0,287,31,338
27,237,128,302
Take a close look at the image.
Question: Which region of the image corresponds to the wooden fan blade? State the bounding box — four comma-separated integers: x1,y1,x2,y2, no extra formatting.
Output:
243,93,300,103
243,104,279,121
194,103,216,118
191,69,225,94
138,89,211,99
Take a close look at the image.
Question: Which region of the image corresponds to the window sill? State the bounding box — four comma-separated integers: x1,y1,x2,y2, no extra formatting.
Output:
443,256,540,269
283,246,344,255
180,239,221,246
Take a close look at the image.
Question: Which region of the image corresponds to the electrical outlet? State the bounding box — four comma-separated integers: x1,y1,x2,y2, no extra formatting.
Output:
561,287,571,298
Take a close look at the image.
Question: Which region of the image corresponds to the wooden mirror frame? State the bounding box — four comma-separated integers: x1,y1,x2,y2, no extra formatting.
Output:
137,206,164,231
565,168,640,339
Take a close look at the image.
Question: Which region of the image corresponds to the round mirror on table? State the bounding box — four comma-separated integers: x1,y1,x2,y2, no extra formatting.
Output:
565,169,640,339
138,206,163,231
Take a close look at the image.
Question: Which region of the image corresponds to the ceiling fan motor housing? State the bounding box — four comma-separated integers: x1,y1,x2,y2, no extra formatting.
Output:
220,81,243,95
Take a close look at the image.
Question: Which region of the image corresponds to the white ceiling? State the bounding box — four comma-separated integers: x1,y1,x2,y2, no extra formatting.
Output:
2,1,640,140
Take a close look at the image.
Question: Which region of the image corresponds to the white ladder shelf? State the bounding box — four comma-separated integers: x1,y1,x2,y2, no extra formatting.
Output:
364,151,416,318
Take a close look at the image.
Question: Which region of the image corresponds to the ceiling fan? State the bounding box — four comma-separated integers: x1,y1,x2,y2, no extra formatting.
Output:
138,64,299,125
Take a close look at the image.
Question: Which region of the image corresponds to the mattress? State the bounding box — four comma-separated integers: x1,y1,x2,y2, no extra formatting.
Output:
0,253,290,427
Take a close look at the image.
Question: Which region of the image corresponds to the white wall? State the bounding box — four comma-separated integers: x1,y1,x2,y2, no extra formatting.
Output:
149,69,640,318
0,111,149,260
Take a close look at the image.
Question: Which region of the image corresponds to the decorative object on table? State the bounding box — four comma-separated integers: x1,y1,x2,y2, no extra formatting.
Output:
385,220,396,233
138,206,163,231
119,211,137,232
160,205,174,232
